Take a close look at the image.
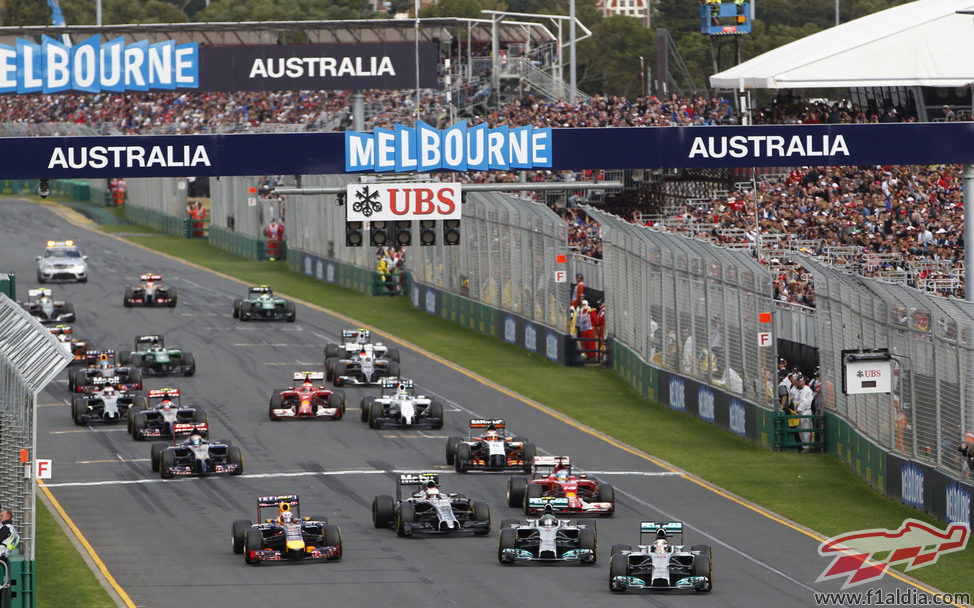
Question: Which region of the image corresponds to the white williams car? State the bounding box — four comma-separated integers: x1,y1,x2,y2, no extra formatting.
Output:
37,240,88,283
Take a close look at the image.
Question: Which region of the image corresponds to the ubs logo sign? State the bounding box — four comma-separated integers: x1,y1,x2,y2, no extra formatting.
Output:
698,387,715,422
946,482,971,527
545,331,559,362
315,259,324,280
504,316,517,343
326,262,335,283
901,463,925,508
424,289,436,314
524,323,537,353
303,255,312,276
411,285,419,308
729,399,746,437
669,377,685,411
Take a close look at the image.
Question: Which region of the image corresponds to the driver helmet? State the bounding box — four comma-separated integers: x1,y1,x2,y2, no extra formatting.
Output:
396,384,409,400
98,358,112,371
189,434,203,447
359,349,369,359
40,295,52,304
160,398,175,409
57,334,69,343
555,468,569,481
424,480,440,498
540,505,558,526
279,511,294,524
485,425,500,441
356,332,368,345
653,539,668,555
101,386,116,398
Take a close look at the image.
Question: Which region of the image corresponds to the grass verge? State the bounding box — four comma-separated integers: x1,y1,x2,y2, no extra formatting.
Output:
36,499,115,608
115,234,973,597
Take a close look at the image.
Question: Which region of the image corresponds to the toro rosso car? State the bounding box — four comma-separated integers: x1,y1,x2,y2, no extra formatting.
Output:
232,495,342,565
36,240,88,283
119,335,196,376
360,378,443,429
507,456,615,516
48,325,90,365
324,329,399,379
68,352,143,393
123,274,178,307
20,289,75,325
609,522,712,593
332,344,400,386
269,372,346,420
232,285,296,322
498,502,597,565
150,434,243,479
446,419,536,473
128,388,208,440
71,385,144,425
372,473,491,537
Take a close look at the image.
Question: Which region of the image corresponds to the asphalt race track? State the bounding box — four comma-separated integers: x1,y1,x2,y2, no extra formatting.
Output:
5,199,930,607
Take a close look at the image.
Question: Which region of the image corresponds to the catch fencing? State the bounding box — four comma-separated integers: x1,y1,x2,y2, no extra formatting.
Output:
126,177,187,217
804,256,974,477
285,174,376,270
588,207,777,406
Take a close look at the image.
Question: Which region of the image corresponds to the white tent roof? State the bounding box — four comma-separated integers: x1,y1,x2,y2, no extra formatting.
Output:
710,0,974,89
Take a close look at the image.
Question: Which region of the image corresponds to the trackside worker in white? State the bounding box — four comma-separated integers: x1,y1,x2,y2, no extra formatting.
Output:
792,376,815,452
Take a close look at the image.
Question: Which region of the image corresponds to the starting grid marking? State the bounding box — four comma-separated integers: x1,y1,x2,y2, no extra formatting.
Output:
43,467,681,488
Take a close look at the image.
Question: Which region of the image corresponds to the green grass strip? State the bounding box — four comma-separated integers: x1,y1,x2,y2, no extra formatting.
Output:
36,499,115,608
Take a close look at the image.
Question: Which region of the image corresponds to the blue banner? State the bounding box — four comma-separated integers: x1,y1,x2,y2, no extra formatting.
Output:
5,122,974,178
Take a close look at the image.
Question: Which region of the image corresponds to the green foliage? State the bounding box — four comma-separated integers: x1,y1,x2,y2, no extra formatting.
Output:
578,16,655,97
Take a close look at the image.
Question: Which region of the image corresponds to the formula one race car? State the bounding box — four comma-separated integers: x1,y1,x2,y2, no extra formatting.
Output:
232,494,342,565
332,344,400,386
372,473,491,537
324,329,399,379
128,388,208,440
447,419,536,473
497,502,597,565
68,351,143,393
48,325,90,365
20,289,75,325
150,434,243,479
36,240,88,283
360,378,442,429
123,274,177,307
232,285,295,322
507,456,615,517
71,385,145,425
119,335,196,376
269,372,346,420
609,522,712,593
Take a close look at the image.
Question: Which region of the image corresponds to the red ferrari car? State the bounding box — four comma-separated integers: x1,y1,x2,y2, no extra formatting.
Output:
506,456,615,516
268,372,346,420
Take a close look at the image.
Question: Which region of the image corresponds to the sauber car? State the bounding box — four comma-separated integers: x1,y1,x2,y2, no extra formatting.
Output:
119,335,196,376
269,372,346,420
48,325,90,365
507,456,615,516
123,274,178,307
497,501,597,565
324,329,399,379
128,388,208,440
68,351,143,393
232,285,295,322
71,385,144,425
20,288,75,325
150,434,243,479
372,473,490,537
447,418,536,473
331,344,399,386
232,495,342,565
37,240,87,283
359,378,442,429
609,522,712,593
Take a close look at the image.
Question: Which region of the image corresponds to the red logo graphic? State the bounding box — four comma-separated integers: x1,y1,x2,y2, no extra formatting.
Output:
817,519,969,588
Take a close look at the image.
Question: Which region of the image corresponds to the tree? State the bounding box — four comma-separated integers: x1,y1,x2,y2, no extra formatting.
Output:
578,15,654,97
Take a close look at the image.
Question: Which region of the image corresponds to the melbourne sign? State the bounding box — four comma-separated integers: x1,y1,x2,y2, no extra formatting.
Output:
345,183,460,221
345,122,553,172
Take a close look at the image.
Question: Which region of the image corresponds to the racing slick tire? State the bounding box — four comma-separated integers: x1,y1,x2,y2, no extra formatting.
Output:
284,301,296,322
609,553,629,591
445,436,462,465
575,519,597,532
429,400,444,430
123,288,134,308
132,396,148,411
387,361,401,379
232,299,242,319
71,396,85,425
691,545,713,592
238,302,251,321
150,443,165,472
244,529,263,564
360,396,374,422
324,344,339,359
472,502,491,535
322,525,343,559
128,368,143,389
507,477,527,508
610,544,631,556
167,288,178,308
328,392,345,419
69,369,83,392
127,408,137,435
333,362,347,386
597,483,615,516
130,412,147,439
396,502,415,537
130,354,142,368
269,393,283,420
325,357,338,381
579,527,598,564
521,443,537,473
385,347,400,363
227,446,244,475
118,350,132,365
231,519,252,554
182,352,196,376
523,483,542,514
159,449,175,478
192,408,208,436
372,495,395,528
368,402,383,428
454,443,471,473
500,518,520,529
498,528,517,564
37,273,44,284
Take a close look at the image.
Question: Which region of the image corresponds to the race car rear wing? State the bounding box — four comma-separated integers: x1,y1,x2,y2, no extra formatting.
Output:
532,456,572,478
342,329,371,340
293,371,325,382
380,377,412,389
396,473,439,500
469,418,505,430
147,388,180,405
257,494,301,521
139,274,163,281
640,521,684,545
48,325,72,334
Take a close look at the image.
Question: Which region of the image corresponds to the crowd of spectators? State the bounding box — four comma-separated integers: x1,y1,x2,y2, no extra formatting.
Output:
561,208,603,260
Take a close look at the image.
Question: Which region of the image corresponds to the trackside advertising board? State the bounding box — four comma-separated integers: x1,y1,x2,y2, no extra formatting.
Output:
0,36,435,94
8,122,974,178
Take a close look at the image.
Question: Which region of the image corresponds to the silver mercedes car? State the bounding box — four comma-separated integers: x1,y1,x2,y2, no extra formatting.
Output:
37,240,88,283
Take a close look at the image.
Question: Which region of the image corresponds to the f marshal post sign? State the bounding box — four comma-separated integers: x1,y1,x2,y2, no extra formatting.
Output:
345,183,461,221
